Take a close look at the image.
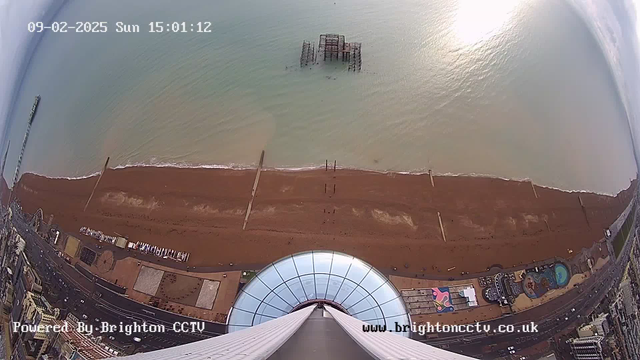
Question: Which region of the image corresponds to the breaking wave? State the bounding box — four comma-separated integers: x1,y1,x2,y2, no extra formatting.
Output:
23,160,616,196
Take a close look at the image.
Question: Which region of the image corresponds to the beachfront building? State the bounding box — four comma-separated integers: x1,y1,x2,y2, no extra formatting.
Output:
609,276,640,360
19,291,60,358
577,313,609,338
113,251,473,359
568,336,606,360
46,315,116,359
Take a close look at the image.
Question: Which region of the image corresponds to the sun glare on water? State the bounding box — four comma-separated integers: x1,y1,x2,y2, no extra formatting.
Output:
452,0,524,46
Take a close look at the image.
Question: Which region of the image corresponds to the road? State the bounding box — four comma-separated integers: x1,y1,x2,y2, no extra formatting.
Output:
11,208,226,354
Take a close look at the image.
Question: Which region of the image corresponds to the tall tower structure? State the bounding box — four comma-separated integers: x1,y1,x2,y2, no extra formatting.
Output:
13,95,40,188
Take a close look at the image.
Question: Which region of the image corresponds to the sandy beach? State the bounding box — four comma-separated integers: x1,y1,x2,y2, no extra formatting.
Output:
13,167,636,274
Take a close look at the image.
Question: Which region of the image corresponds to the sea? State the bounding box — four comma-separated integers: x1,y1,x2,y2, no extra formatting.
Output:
2,0,638,195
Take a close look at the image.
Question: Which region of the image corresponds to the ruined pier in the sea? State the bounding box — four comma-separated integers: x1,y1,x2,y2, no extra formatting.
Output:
300,41,316,67
300,34,362,71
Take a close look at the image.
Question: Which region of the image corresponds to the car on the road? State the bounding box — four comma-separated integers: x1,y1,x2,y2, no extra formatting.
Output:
133,337,142,343
82,314,88,319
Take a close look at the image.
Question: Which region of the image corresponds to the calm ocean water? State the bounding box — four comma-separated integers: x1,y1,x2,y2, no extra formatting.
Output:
3,0,637,194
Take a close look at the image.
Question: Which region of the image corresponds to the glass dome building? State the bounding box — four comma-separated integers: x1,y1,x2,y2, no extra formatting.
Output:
227,250,411,336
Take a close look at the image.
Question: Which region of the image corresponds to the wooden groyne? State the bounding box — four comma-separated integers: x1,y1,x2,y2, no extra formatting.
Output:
13,95,40,187
84,157,110,212
243,150,265,230
437,211,447,242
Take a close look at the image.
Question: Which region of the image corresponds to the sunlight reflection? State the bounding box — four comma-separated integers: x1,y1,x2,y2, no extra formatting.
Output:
453,0,524,46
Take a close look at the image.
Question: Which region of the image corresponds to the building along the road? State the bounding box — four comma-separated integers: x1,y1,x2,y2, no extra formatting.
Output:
19,291,60,358
9,254,28,339
7,234,35,354
620,279,636,317
10,341,27,360
1,221,63,359
568,336,606,360
577,313,609,338
45,314,116,359
608,274,640,360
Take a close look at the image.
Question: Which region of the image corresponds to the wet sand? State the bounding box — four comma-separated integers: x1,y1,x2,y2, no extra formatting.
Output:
13,167,636,274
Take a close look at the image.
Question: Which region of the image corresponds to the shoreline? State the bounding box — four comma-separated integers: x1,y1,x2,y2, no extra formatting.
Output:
13,165,637,275
23,162,624,196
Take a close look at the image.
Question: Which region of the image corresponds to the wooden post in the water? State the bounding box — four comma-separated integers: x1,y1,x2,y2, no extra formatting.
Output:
530,180,538,199
437,211,447,242
429,170,434,187
326,160,328,171
243,151,265,230
84,157,110,212
333,184,336,194
333,160,336,172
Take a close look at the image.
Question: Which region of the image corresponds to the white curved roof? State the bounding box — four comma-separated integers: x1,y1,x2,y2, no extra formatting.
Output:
227,250,411,336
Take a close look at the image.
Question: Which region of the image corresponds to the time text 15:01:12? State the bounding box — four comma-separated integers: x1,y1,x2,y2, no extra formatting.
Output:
148,22,212,33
